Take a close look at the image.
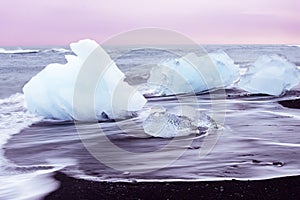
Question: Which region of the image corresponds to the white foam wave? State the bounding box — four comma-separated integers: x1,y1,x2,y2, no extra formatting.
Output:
0,93,43,168
0,93,42,154
0,169,59,200
265,142,300,147
73,172,300,183
0,48,39,54
0,158,77,200
0,94,64,200
287,45,300,48
43,48,71,53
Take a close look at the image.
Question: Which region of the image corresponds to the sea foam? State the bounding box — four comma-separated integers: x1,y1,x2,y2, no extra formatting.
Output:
0,48,39,54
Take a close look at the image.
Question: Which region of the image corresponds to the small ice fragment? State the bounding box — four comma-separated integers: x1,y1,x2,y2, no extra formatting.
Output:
143,106,217,138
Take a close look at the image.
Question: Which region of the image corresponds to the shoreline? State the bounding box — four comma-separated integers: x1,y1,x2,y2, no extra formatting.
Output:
278,98,300,109
45,172,300,200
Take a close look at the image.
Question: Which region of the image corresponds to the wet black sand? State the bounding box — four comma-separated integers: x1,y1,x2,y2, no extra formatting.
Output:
45,172,300,200
278,98,300,109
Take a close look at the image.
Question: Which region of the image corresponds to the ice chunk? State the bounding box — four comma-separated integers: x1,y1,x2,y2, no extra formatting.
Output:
209,50,240,86
23,39,147,121
143,106,217,138
238,55,300,96
146,50,239,96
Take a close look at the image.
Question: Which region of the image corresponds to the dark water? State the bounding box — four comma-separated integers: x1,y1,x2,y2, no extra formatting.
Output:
0,45,300,199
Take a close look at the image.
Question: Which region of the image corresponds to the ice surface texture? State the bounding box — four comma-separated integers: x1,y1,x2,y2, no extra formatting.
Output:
143,106,217,138
147,50,240,95
23,39,147,121
148,52,300,96
238,55,300,96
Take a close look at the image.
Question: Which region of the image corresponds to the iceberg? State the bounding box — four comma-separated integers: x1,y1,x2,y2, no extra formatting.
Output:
146,50,239,95
238,55,300,96
209,50,240,86
23,39,147,121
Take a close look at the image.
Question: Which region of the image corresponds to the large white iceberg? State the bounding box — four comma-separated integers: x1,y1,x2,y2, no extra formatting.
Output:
23,39,147,121
146,50,239,95
238,55,300,96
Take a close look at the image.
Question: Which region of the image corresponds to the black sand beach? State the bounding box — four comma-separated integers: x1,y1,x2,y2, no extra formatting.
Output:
45,172,300,200
44,98,300,200
278,98,300,109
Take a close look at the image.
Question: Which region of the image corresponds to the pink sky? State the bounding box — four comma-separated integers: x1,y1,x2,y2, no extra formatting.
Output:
1,0,299,45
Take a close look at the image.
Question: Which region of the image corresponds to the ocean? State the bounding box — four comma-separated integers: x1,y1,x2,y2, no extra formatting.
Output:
1,44,300,199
